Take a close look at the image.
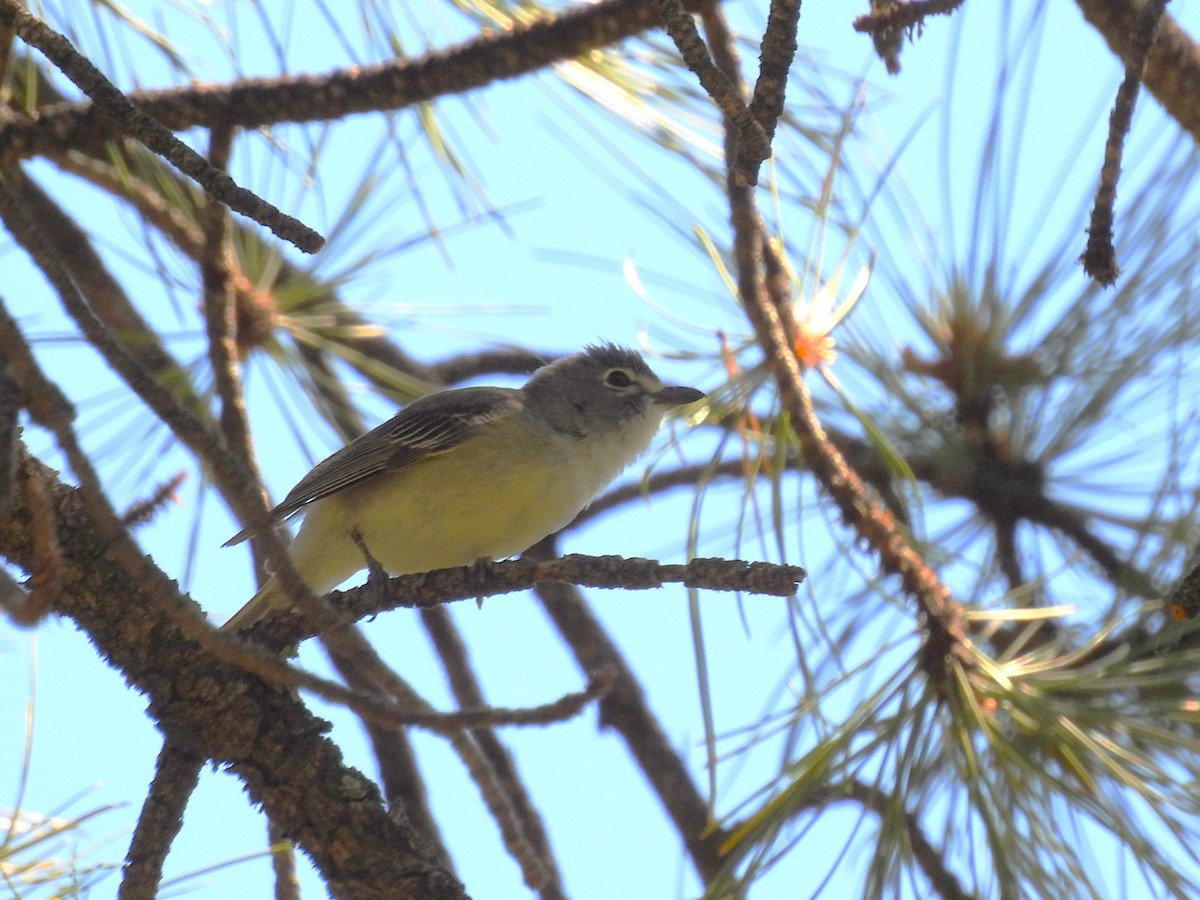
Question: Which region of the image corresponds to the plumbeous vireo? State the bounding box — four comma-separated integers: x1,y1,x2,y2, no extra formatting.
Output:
222,344,704,630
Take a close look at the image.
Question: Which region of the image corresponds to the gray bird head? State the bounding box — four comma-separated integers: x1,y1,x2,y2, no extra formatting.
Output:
523,344,704,438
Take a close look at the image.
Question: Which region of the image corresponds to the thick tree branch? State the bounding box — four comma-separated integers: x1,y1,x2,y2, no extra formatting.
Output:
1,450,465,900
318,624,553,893
118,743,203,900
324,643,455,875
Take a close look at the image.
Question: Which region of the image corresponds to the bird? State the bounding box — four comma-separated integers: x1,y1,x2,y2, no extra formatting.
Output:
221,344,704,631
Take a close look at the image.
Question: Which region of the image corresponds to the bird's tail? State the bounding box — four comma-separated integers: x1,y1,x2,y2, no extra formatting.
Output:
220,579,287,632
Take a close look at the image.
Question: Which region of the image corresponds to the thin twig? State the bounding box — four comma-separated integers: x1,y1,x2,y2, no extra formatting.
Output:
120,472,187,530
823,780,976,900
421,606,567,899
428,347,549,386
267,820,300,900
579,458,746,526
852,0,966,34
392,668,616,733
701,3,968,689
325,643,455,873
201,125,257,470
0,1,323,251
196,124,279,589
526,537,730,883
1081,0,1171,284
320,625,552,893
271,554,807,641
0,0,705,167
653,0,769,185
743,0,801,176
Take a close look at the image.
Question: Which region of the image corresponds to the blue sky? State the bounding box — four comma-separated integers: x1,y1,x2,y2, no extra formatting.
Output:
3,1,1198,898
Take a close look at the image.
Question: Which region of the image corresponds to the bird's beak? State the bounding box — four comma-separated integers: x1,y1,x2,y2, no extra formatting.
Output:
653,385,705,407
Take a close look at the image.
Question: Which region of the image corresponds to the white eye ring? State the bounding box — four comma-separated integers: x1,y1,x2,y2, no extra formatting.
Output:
605,369,634,389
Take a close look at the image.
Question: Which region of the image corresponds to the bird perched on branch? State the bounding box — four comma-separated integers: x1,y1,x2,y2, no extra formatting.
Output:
222,344,704,631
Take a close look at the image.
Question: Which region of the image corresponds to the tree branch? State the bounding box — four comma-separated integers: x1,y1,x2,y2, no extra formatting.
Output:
1081,0,1171,284
1075,0,1200,141
118,742,203,900
318,624,553,893
0,0,704,167
0,1,322,250
526,537,730,883
421,606,566,898
324,641,456,875
701,2,968,691
1,449,466,899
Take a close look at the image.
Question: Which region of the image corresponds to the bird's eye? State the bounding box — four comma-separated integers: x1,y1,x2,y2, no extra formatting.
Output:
605,369,634,389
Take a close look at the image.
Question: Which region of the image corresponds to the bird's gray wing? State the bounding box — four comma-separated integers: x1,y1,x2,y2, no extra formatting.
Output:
224,387,521,546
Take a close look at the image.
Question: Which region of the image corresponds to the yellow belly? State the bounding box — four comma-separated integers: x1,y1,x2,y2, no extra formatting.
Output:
284,412,658,595
300,453,582,583
222,405,665,630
